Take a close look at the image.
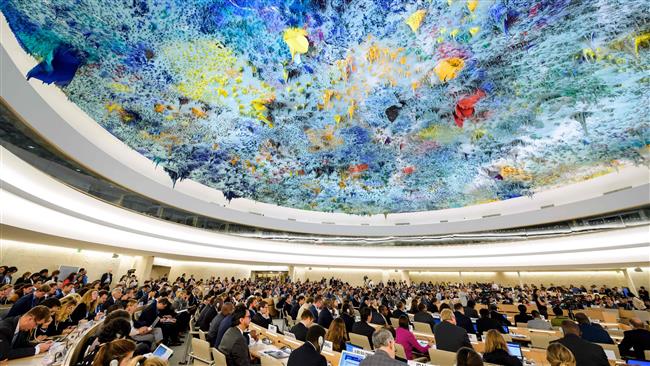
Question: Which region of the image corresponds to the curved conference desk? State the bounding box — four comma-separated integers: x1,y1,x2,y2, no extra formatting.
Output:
7,320,103,366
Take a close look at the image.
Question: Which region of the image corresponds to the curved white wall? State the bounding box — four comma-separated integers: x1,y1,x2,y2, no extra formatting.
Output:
1,14,649,236
2,146,649,269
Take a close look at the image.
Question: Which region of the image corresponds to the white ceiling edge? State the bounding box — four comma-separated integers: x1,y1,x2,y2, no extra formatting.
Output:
1,14,649,237
1,145,649,268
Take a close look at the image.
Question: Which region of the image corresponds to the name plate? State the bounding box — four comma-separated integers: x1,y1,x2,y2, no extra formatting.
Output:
408,361,429,366
352,348,374,357
268,324,278,334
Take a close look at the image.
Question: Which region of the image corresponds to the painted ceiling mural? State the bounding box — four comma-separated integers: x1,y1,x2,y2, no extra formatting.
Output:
2,0,649,215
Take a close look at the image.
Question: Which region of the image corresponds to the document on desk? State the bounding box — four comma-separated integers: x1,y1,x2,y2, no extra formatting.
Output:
263,349,290,359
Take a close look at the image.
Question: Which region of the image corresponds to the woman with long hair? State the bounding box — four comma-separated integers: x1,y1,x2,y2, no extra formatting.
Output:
325,318,348,352
46,294,80,335
340,302,355,333
546,343,576,366
408,299,419,315
71,290,98,322
92,339,136,366
482,329,522,366
76,318,132,366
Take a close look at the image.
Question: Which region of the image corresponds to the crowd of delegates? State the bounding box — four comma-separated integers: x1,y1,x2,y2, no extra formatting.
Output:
0,264,649,366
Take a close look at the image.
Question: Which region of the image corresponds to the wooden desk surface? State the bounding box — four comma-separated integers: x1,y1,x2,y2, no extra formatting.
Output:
7,353,45,366
250,323,342,366
249,343,289,366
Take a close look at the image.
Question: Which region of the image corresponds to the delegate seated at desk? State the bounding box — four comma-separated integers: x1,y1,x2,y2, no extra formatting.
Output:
287,325,327,366
0,306,53,360
219,308,259,366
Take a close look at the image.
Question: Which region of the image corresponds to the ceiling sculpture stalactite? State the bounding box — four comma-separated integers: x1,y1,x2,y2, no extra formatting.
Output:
1,0,649,215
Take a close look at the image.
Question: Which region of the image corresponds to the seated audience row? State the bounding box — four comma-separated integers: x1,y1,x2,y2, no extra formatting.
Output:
0,265,649,366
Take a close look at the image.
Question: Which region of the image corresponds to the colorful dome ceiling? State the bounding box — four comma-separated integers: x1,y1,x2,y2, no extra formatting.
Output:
2,0,649,215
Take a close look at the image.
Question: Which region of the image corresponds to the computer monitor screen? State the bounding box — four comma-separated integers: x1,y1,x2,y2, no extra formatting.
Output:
473,323,478,333
433,318,441,325
339,350,366,366
502,325,509,334
345,343,362,353
506,342,522,360
627,360,650,365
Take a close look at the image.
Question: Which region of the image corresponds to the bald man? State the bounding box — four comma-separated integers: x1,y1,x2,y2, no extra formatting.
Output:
618,318,650,360
552,320,608,366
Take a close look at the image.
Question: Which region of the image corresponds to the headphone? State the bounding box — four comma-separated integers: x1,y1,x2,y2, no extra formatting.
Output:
109,360,118,366
318,336,324,349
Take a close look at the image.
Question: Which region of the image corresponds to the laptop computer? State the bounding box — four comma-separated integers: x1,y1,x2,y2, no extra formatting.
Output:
339,350,366,366
627,360,650,365
506,342,523,361
346,342,362,353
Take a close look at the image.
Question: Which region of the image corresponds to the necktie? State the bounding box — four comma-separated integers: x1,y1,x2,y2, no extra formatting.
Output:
11,332,19,347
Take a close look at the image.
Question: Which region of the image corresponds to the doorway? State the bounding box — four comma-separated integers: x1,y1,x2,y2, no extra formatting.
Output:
251,271,288,282
150,265,171,280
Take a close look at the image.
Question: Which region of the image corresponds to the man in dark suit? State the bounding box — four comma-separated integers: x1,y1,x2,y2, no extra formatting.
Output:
310,296,322,320
434,309,472,353
208,302,234,345
477,308,505,334
3,285,50,319
453,303,475,335
553,320,608,366
352,307,376,348
317,300,334,329
105,288,123,309
287,324,327,366
135,284,151,299
134,298,160,329
391,302,408,320
464,300,479,319
574,313,614,344
196,297,217,331
370,306,386,326
359,328,403,366
489,304,512,326
618,318,650,360
251,301,273,329
219,308,255,366
414,303,436,332
290,310,315,342
0,306,52,360
290,295,304,320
